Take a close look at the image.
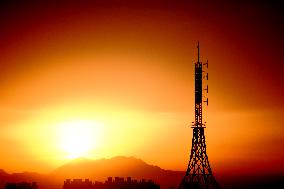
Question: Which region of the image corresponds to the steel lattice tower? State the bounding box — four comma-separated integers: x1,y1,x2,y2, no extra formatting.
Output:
179,42,220,189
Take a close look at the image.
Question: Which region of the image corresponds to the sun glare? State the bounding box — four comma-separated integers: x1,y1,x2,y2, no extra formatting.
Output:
57,120,103,159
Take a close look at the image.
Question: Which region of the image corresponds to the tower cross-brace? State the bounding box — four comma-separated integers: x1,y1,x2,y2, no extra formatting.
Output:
179,42,220,189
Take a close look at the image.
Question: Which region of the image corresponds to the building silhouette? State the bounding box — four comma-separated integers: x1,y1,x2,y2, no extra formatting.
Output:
63,177,159,189
4,182,38,189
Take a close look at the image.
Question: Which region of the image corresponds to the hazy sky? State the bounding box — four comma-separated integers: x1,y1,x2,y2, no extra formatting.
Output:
0,0,283,177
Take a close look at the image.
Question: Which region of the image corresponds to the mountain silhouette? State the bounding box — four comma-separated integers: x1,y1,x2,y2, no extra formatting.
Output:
0,156,184,189
51,156,184,188
1,157,284,189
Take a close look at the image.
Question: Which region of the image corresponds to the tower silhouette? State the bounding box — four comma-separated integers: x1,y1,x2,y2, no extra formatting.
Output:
179,42,220,189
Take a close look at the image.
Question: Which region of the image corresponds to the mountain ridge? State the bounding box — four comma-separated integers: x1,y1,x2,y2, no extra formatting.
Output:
0,156,184,189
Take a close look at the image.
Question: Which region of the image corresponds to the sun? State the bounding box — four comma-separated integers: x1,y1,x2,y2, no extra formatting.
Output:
57,120,102,159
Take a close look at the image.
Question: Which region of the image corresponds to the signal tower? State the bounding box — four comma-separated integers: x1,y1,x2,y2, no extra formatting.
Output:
179,42,220,189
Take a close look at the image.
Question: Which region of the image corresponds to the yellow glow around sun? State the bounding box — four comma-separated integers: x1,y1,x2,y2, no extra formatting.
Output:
57,120,103,159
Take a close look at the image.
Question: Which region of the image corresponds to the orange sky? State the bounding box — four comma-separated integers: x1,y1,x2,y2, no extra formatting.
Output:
0,0,283,176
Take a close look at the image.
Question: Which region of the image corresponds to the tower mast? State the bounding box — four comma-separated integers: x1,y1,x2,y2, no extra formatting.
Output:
195,41,203,128
179,42,220,189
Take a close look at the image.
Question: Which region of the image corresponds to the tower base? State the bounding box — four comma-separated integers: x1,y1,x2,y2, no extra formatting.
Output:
179,174,220,189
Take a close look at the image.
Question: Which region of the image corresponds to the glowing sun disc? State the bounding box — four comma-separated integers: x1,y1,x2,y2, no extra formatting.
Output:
57,120,102,159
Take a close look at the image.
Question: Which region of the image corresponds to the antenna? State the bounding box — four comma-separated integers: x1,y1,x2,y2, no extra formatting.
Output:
197,41,200,63
179,42,220,189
